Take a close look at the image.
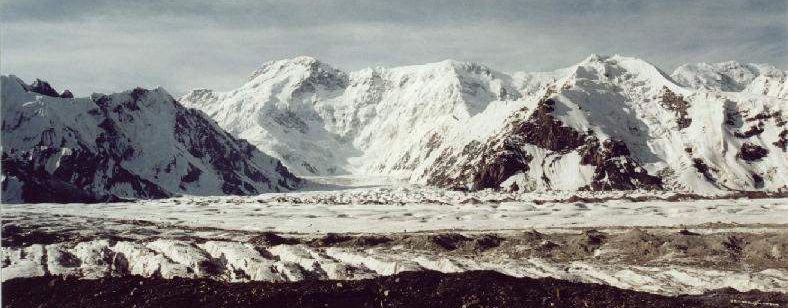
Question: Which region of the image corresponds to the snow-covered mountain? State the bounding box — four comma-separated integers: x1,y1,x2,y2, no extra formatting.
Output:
424,55,786,193
182,56,522,176
672,61,787,99
182,55,786,194
1,75,301,203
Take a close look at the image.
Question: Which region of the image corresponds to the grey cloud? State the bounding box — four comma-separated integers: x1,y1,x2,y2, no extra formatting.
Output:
1,0,785,96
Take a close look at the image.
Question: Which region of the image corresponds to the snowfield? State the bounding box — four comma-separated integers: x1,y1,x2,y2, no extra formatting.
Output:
3,188,787,234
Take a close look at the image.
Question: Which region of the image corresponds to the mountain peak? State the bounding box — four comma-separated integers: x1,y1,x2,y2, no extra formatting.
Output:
29,78,61,97
2,75,78,99
288,55,321,65
244,56,349,96
578,54,657,68
570,54,676,87
248,56,342,81
421,59,489,71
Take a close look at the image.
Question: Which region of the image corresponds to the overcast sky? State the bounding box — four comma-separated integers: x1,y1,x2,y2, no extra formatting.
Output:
2,0,786,96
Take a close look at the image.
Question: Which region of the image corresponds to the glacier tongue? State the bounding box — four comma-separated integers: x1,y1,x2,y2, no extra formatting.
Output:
182,55,787,194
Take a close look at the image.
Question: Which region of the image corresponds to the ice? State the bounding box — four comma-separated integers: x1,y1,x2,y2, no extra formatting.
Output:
3,236,787,296
1,245,47,281
4,193,785,234
111,241,192,279
70,240,113,279
145,239,217,276
324,247,423,276
198,241,284,282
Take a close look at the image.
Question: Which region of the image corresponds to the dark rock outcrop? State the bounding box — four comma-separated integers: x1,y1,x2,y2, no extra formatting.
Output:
28,79,60,97
516,99,586,152
578,138,662,191
426,96,661,191
692,158,716,182
660,87,692,129
734,123,765,138
775,130,787,151
737,143,769,161
60,89,74,98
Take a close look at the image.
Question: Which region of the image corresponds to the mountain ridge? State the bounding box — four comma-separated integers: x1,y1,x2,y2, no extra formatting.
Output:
2,54,784,202
1,75,301,203
181,54,787,194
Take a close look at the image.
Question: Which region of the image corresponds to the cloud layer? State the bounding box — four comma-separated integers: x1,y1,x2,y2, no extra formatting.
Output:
2,0,786,95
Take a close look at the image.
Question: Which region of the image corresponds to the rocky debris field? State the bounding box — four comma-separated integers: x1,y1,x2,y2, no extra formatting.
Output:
4,271,787,308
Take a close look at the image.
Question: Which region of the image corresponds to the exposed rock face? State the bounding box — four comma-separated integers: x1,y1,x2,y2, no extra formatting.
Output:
692,158,716,183
60,90,74,98
425,135,533,191
737,143,769,161
28,79,61,97
172,107,299,195
1,75,301,203
1,155,127,203
775,130,787,151
425,96,662,192
414,55,786,193
13,78,74,99
516,99,586,151
660,87,692,129
578,138,662,191
734,123,764,139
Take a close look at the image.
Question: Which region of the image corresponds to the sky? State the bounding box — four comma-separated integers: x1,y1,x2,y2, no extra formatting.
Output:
2,0,786,96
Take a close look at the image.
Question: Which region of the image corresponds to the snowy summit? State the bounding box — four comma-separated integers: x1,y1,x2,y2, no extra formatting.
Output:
180,54,787,194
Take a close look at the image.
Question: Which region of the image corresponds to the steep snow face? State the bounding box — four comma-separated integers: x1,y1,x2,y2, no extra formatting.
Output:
183,55,786,193
1,75,300,203
672,61,788,99
182,57,354,175
181,57,522,176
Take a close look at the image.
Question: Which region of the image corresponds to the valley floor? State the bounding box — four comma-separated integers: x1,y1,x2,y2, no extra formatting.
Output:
2,184,787,306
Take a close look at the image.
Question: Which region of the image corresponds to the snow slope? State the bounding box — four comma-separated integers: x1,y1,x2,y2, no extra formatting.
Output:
182,55,787,193
181,57,522,177
1,75,301,203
